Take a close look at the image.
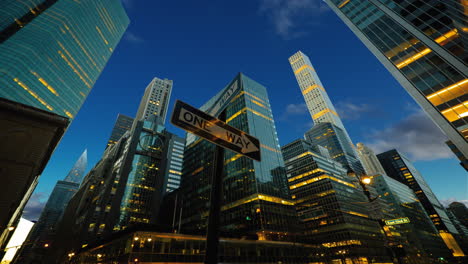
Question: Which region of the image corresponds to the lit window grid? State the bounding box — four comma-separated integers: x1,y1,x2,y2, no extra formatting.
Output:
290,52,345,129
0,0,129,118
327,0,468,139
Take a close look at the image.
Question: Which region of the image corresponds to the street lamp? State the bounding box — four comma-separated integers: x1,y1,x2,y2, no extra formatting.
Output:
361,176,372,185
349,170,402,264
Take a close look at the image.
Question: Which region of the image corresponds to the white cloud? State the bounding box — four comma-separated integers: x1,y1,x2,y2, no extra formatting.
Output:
335,102,374,120
285,103,308,114
22,192,48,221
279,102,309,121
124,32,144,43
364,110,453,161
440,198,468,208
258,0,329,39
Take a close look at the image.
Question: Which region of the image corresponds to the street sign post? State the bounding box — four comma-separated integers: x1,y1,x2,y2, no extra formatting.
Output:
385,217,410,226
170,99,261,264
171,100,261,162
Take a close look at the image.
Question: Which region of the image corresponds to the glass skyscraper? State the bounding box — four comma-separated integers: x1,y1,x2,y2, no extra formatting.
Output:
282,139,391,263
15,150,88,264
180,73,299,241
304,122,365,174
377,149,465,257
0,0,128,254
371,174,452,261
106,114,134,149
64,149,88,184
289,51,364,174
324,0,468,159
0,0,129,119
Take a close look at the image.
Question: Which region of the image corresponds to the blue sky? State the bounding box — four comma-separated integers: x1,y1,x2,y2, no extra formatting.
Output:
23,0,467,220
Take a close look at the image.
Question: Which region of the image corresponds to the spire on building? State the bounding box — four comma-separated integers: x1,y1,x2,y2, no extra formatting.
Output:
64,149,87,184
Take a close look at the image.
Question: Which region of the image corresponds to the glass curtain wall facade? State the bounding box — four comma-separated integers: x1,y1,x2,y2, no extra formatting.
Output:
0,0,129,119
446,140,468,171
305,123,364,174
377,149,465,257
324,0,468,158
15,148,87,263
64,149,88,184
371,174,452,261
107,114,134,149
282,139,391,263
180,73,299,241
17,180,80,263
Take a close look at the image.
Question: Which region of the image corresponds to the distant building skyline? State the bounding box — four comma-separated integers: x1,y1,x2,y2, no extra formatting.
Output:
135,77,173,123
324,0,468,159
15,180,80,263
15,148,90,263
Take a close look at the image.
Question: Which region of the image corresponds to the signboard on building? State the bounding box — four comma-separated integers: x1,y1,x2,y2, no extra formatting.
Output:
385,217,410,226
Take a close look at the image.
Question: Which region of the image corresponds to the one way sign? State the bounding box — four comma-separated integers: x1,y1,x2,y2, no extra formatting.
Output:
171,100,261,161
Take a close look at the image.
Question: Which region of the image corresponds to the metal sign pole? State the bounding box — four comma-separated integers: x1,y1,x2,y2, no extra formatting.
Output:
204,110,226,264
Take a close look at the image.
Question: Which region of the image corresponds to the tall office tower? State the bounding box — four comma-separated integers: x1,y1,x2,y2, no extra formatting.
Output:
180,73,299,241
135,77,173,123
446,140,468,172
378,149,465,257
289,51,345,128
281,139,391,263
48,118,183,260
106,114,134,149
356,143,386,175
324,0,468,159
289,51,364,174
371,174,452,261
0,0,129,242
163,136,185,193
14,151,88,264
304,123,365,174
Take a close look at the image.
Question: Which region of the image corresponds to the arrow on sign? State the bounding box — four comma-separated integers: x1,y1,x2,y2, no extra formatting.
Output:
179,107,259,154
171,100,261,161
